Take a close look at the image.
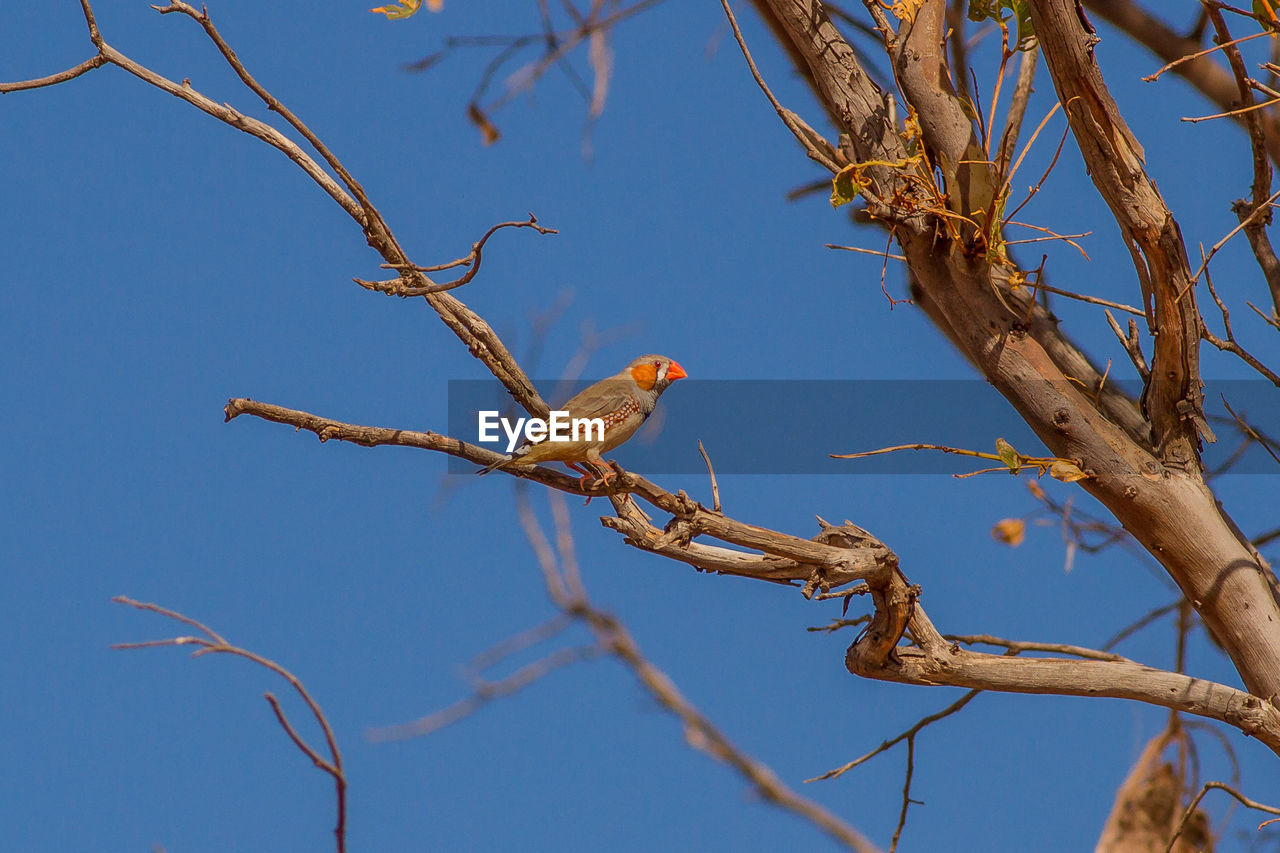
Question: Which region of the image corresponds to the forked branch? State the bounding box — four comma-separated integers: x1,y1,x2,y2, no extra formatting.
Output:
112,596,347,853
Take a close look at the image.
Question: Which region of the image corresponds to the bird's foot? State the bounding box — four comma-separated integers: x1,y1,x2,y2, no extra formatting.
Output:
575,460,620,502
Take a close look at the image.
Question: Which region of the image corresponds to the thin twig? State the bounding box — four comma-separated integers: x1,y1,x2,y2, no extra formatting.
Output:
0,54,108,92
826,243,907,262
51,0,549,416
944,634,1132,662
1248,300,1280,328
809,690,981,782
1105,310,1151,381
888,736,914,853
1221,396,1280,466
1004,220,1089,259
1103,601,1182,651
1183,93,1280,123
996,42,1039,177
1255,526,1280,547
697,440,722,513
521,488,877,851
1142,29,1268,82
465,612,575,678
807,615,873,634
719,0,841,173
999,99,1067,213
1165,781,1280,852
112,596,347,853
1202,262,1280,386
1007,230,1091,246
1204,3,1280,321
359,215,558,296
1187,188,1280,291
1022,277,1142,315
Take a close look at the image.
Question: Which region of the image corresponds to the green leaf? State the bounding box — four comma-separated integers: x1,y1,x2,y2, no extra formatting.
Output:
995,437,1021,472
1255,0,1280,32
830,165,860,209
967,0,994,23
967,0,1035,43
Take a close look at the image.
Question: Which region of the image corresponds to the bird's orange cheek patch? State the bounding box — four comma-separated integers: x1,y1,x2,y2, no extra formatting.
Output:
630,362,658,390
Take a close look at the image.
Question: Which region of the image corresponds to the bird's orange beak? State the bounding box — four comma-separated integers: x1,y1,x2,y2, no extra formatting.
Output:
667,361,687,381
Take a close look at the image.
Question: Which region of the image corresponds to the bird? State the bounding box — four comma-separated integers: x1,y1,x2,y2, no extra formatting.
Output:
479,354,687,487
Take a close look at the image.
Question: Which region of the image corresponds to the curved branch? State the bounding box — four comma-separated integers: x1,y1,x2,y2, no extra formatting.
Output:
844,581,1280,756
112,596,347,852
222,397,896,592
357,215,559,296
26,0,551,418
223,396,1280,753
0,54,107,92
1167,780,1280,850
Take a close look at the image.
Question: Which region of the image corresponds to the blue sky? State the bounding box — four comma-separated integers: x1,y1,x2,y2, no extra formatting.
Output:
3,2,1278,851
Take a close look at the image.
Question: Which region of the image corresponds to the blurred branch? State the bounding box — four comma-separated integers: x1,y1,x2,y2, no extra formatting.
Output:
367,645,606,740
1096,725,1208,853
372,478,882,851
407,0,668,140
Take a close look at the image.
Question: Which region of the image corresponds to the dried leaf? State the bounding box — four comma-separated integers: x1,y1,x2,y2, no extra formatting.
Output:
992,518,1026,546
1026,480,1045,500
370,0,442,19
467,103,501,146
1049,460,1089,482
587,29,612,119
892,0,926,23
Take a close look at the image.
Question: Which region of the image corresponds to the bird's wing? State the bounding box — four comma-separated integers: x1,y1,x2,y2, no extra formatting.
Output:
560,376,638,422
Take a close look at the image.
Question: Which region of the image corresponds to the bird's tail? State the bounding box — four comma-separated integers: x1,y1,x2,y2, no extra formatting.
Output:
477,449,531,475
476,455,512,476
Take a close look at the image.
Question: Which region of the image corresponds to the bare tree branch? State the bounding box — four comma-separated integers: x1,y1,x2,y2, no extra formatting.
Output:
1166,780,1280,851
845,582,1280,756
1085,0,1280,166
1201,3,1280,322
752,0,1280,702
944,634,1133,662
379,475,884,851
0,54,107,92
112,596,347,853
810,689,981,782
